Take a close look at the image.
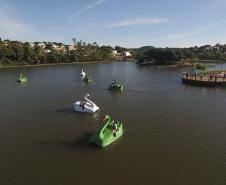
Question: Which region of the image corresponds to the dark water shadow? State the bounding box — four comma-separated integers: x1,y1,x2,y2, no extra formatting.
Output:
52,107,75,114
52,108,101,115
37,132,99,150
108,91,124,96
125,88,147,94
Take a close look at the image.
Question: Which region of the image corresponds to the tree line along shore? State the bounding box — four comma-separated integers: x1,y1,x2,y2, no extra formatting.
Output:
0,38,134,67
136,44,226,65
0,37,226,67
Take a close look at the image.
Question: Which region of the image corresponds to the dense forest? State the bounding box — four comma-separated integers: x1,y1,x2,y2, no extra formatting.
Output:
0,38,114,66
136,44,226,65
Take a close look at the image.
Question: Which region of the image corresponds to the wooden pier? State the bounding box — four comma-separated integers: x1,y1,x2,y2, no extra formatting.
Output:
182,73,226,87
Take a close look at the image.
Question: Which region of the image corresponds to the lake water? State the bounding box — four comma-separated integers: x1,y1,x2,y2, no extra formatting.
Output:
0,62,225,185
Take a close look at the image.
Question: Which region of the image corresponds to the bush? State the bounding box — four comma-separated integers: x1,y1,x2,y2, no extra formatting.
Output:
196,63,207,70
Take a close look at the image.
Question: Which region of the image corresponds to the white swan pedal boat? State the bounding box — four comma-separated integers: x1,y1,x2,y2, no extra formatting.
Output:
80,69,86,77
74,94,99,113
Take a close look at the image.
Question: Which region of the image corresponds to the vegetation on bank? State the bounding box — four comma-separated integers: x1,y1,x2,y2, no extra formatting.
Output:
195,63,208,70
136,44,226,65
0,38,122,66
199,70,226,75
1,36,226,67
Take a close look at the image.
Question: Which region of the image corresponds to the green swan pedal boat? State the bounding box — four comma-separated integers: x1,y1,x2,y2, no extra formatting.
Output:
89,114,123,147
108,79,123,91
17,73,27,83
83,74,93,84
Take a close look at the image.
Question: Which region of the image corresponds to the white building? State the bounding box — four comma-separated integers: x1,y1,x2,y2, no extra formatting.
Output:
29,43,35,48
52,44,66,52
44,49,51,53
112,50,118,56
66,45,76,51
123,51,132,57
37,43,46,48
30,42,46,49
52,44,58,49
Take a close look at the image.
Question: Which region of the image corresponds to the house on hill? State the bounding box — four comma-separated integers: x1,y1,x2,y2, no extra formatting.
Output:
52,44,66,52
123,51,132,57
65,45,77,51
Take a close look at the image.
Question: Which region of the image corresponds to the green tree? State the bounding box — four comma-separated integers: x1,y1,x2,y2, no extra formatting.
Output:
23,42,33,64
45,43,53,50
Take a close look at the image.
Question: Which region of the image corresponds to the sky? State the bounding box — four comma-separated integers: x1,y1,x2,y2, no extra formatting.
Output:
0,0,226,48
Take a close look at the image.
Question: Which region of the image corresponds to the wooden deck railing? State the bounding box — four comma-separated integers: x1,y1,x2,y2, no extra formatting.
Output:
182,74,226,82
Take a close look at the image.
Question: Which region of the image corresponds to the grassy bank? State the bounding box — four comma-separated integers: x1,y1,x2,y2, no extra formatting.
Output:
199,70,226,75
200,60,225,63
152,61,194,68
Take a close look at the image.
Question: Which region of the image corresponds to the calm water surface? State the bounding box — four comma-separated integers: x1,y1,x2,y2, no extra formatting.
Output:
0,62,225,185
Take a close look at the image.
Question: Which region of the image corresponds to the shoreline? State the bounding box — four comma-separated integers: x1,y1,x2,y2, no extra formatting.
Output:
145,61,225,69
200,60,225,63
154,62,194,68
0,60,134,69
1,60,223,70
